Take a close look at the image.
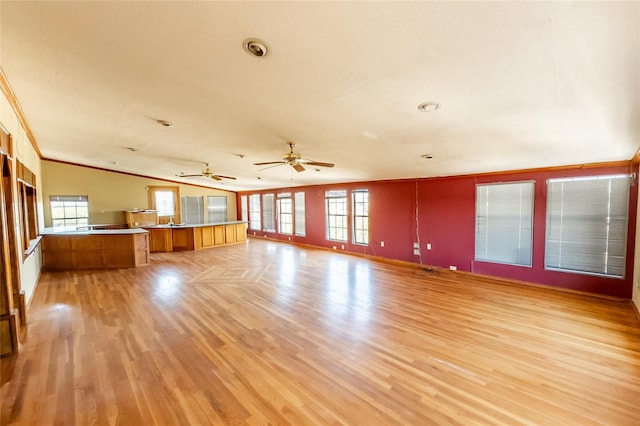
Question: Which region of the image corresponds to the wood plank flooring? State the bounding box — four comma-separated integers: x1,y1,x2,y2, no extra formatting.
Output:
2,238,640,425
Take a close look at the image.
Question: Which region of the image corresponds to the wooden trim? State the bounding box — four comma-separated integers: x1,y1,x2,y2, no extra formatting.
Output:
239,160,635,194
0,67,42,158
248,235,632,302
43,158,236,192
147,185,181,224
631,148,640,164
632,298,640,321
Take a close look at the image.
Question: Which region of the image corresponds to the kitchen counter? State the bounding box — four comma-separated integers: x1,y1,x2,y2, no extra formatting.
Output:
41,228,149,270
142,221,247,252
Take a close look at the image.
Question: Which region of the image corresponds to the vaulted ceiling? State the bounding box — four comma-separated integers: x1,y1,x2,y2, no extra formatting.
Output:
1,1,638,191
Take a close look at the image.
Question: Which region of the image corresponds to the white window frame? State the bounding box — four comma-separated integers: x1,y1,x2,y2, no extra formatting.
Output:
326,190,348,242
475,181,534,267
50,195,89,230
249,194,261,231
544,174,630,278
352,190,369,245
277,193,293,235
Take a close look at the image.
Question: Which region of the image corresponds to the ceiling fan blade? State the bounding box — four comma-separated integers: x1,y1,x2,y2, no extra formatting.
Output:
253,161,286,166
258,163,286,172
211,175,223,181
177,174,204,177
214,175,236,180
293,163,305,172
305,161,335,168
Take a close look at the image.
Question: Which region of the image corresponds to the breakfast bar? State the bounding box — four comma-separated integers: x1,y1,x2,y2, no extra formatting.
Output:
142,221,247,252
41,228,150,270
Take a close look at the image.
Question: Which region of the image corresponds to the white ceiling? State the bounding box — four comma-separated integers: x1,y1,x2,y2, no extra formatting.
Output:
1,1,639,191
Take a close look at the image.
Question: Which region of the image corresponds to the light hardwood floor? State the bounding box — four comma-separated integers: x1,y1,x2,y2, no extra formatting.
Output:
2,238,640,425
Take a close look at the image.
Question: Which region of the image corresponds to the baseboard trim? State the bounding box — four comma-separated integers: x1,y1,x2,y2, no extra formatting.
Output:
247,235,631,303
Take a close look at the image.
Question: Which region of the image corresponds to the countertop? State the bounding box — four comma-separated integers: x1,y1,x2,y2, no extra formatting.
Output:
142,221,247,229
41,228,149,236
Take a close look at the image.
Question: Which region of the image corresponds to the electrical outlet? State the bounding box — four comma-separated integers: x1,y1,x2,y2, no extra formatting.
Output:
413,248,420,255
288,237,291,241
427,243,432,250
332,246,337,250
449,265,457,271
380,241,385,247
341,244,345,250
413,242,419,248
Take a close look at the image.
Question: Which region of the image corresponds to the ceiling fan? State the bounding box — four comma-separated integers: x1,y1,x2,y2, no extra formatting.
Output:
254,142,335,172
177,163,236,181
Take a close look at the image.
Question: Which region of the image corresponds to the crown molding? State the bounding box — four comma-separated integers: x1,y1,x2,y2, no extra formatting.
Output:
0,67,42,158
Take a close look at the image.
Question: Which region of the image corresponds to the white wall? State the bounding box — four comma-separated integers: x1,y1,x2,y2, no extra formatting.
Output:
1,85,44,305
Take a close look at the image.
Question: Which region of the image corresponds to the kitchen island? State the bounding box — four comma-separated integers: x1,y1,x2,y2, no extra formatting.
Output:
42,228,149,270
143,221,247,252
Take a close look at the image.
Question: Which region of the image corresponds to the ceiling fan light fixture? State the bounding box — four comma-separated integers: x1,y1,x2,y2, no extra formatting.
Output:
417,102,440,112
243,38,268,57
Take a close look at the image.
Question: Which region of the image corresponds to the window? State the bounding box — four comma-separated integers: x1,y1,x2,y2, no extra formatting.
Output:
326,190,347,242
294,192,306,236
249,194,261,231
352,190,369,245
155,191,174,216
50,195,89,230
277,193,292,235
147,186,180,224
545,174,630,278
207,196,227,223
181,196,204,224
475,181,534,266
240,195,248,222
262,194,275,232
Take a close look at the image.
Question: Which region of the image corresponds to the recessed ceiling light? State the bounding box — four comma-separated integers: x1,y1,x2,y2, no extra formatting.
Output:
421,154,435,159
243,38,268,57
156,119,174,127
417,102,440,112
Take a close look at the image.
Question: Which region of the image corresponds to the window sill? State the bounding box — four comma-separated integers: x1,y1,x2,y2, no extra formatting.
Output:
23,235,42,261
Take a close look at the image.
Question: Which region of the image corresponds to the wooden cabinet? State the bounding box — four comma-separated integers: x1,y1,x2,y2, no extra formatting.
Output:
235,223,247,242
147,228,172,252
144,222,247,252
42,230,149,270
125,210,158,228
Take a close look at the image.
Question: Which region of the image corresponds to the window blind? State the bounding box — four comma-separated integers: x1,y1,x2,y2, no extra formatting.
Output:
545,174,630,278
475,181,534,266
181,196,204,224
294,192,306,236
262,194,275,232
207,196,227,223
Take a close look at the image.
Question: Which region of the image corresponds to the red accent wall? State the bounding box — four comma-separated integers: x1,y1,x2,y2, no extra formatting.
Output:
238,163,637,299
